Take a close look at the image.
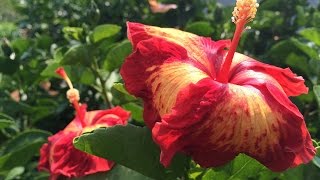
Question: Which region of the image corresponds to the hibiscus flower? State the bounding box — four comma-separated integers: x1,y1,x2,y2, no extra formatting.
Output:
120,0,316,171
38,67,130,179
148,0,177,13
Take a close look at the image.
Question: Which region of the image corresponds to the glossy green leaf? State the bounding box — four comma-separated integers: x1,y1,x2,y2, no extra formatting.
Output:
73,125,189,180
185,21,214,36
299,27,320,46
0,130,51,170
90,24,121,43
102,40,132,71
60,45,91,65
72,165,153,180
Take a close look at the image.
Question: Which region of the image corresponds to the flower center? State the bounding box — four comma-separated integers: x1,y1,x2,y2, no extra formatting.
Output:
56,67,84,125
217,0,258,83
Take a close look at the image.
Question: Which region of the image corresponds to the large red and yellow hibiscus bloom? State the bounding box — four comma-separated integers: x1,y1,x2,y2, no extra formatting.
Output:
38,68,130,179
121,0,316,172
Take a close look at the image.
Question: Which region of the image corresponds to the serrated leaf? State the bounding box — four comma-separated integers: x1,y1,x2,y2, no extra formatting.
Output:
299,27,320,46
73,125,189,180
102,40,132,71
90,24,121,43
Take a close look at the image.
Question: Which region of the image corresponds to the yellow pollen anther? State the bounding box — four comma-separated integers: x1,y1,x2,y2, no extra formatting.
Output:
232,0,259,24
66,88,80,103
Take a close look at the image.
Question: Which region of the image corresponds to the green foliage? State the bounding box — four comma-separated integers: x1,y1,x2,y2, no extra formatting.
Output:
73,125,189,180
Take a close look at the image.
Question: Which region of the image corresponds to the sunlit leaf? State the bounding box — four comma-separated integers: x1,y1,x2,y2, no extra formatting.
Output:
90,24,121,43
299,27,320,46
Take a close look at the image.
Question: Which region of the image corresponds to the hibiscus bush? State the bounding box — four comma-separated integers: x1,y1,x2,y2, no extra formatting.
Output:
0,0,320,179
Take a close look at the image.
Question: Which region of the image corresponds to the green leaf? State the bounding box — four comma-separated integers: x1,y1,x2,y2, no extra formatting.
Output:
290,38,319,60
10,38,31,54
40,60,60,77
0,119,14,130
4,166,24,180
0,113,14,121
90,24,121,43
185,21,214,36
72,165,153,180
63,27,84,41
0,130,51,170
122,103,143,123
60,45,91,65
313,85,320,108
79,68,95,85
299,27,320,46
203,154,267,180
112,83,135,97
0,56,19,75
73,125,189,180
102,40,132,71
312,156,320,169
36,35,53,50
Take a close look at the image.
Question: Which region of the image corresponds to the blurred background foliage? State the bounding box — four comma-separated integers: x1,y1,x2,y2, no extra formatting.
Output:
0,0,320,179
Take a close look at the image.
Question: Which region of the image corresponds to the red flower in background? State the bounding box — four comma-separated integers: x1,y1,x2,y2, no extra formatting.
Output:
38,68,130,179
148,0,177,13
121,0,316,172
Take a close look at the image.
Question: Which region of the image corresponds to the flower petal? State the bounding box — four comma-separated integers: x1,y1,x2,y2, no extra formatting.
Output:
153,79,315,171
127,22,230,77
121,37,213,127
230,53,308,96
48,132,113,178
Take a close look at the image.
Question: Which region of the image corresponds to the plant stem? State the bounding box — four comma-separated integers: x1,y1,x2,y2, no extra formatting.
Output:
90,62,113,108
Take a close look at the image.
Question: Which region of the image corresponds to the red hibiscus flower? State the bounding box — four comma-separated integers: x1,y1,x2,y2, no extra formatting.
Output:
148,0,177,13
38,68,130,179
120,0,316,172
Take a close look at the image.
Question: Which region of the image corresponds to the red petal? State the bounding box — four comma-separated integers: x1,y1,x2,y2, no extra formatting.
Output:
153,78,315,171
230,53,308,96
48,132,113,178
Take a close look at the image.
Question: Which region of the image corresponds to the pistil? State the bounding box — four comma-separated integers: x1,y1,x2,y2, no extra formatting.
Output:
217,0,258,83
56,67,85,125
